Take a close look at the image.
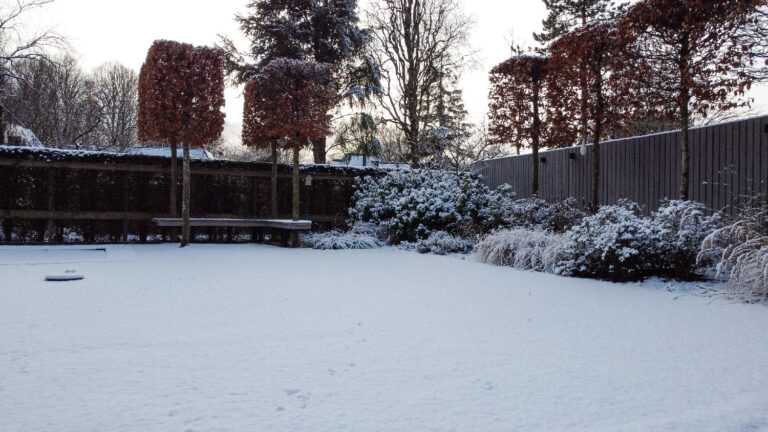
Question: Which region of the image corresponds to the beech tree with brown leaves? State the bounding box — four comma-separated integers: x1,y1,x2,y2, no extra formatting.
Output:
488,55,549,195
242,58,336,245
619,0,764,200
243,81,280,218
138,40,226,247
220,0,379,164
548,23,626,211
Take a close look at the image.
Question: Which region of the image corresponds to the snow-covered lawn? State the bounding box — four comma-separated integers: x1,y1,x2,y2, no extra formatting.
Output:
1,244,767,432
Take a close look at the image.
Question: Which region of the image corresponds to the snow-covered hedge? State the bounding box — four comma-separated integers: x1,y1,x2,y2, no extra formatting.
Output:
349,170,499,243
301,231,382,250
497,196,585,233
301,222,384,250
559,200,720,282
475,228,568,273
653,200,720,279
557,200,656,281
699,201,768,302
414,231,474,255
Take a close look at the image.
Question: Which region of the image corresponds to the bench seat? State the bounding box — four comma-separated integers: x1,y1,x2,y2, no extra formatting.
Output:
152,218,312,230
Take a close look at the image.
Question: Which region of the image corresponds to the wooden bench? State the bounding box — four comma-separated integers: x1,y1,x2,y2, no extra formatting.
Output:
152,218,312,247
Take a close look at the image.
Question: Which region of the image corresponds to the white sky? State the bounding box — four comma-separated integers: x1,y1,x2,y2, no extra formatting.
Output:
29,0,768,139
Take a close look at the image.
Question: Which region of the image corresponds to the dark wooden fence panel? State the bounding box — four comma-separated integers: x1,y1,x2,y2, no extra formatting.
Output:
472,116,768,214
0,147,382,243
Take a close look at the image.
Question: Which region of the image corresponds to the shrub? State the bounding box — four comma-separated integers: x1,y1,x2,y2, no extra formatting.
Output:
543,198,587,233
349,170,494,243
699,200,768,302
475,228,568,273
414,231,474,255
652,200,720,279
503,196,552,229
558,200,655,281
301,225,383,250
487,196,586,233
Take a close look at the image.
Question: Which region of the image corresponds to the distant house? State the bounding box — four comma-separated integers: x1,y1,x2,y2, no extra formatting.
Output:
128,147,215,160
4,124,43,148
331,153,410,170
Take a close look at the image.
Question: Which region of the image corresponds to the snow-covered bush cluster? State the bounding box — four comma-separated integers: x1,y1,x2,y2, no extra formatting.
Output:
557,200,655,281
558,200,720,282
653,200,721,278
699,201,768,302
348,170,498,244
414,231,474,255
301,222,384,250
344,169,730,285
475,229,568,273
494,196,585,233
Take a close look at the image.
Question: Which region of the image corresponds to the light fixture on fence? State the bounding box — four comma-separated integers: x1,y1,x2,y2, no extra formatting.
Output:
305,175,313,186
569,152,577,160
540,157,547,164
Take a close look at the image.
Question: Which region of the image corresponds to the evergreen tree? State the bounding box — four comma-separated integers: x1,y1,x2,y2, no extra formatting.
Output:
221,0,380,163
533,0,624,47
422,68,472,170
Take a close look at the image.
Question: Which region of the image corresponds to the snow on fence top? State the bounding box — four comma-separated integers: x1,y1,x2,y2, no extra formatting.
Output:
0,145,387,177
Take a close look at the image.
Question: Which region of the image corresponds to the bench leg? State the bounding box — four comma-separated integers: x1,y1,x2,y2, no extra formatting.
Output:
290,231,299,248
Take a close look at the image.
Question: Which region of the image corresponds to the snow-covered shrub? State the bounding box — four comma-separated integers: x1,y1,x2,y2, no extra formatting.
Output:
486,195,585,233
699,201,768,302
478,184,518,230
502,196,552,229
301,228,383,250
349,170,493,243
346,221,387,240
651,200,720,279
558,200,656,281
414,231,474,255
543,198,586,233
475,228,569,273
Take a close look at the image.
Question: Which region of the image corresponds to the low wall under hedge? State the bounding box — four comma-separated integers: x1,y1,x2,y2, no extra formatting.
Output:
0,146,383,244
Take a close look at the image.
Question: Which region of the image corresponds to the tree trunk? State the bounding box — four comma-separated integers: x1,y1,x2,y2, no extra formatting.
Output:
679,36,692,201
290,142,301,248
271,140,278,218
590,76,605,214
311,136,327,164
170,140,178,216
181,141,191,247
531,81,542,196
0,104,6,145
579,64,589,156
680,100,691,200
407,126,420,168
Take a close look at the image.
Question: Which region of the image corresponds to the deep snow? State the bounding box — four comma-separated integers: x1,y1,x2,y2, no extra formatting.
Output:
1,244,767,432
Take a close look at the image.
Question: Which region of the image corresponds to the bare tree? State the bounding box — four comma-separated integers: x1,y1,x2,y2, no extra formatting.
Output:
443,119,503,173
367,0,474,167
91,62,138,151
4,54,101,148
0,0,61,142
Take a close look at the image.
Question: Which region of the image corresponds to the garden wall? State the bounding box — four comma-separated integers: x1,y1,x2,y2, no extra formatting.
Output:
0,146,382,243
472,115,768,214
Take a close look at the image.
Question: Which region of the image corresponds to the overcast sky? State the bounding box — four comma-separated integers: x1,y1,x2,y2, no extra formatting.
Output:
30,0,768,137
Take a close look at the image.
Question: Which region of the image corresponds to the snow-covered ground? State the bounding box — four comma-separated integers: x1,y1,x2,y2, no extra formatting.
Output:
1,244,767,432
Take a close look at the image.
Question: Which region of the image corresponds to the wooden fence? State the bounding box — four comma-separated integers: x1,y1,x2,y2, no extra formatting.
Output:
0,146,381,243
472,115,768,213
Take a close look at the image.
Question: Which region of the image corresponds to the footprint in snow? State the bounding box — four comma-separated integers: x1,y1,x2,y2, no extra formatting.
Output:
285,389,301,396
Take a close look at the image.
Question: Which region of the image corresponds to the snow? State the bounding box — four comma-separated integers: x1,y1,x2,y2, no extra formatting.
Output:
1,244,767,431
